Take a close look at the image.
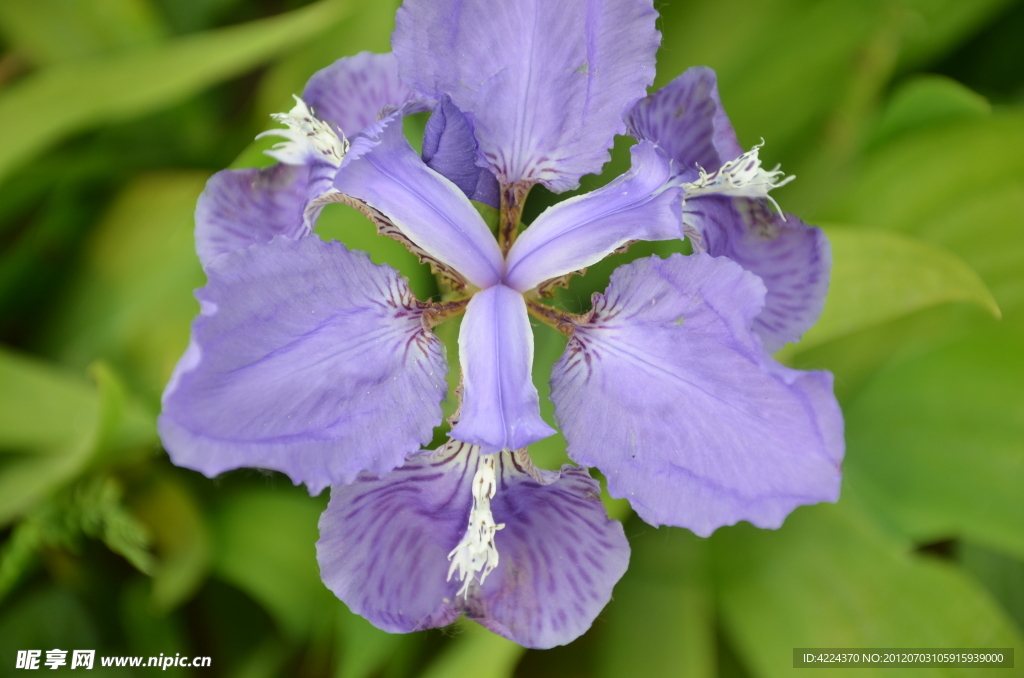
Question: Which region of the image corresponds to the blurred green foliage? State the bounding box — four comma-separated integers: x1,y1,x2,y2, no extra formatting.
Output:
1,0,1023,676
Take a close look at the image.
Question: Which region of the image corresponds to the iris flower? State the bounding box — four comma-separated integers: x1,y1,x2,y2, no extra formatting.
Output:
159,0,844,649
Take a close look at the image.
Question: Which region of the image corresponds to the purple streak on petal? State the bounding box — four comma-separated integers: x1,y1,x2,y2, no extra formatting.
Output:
158,236,448,495
393,0,660,192
317,441,472,634
626,66,743,176
503,142,681,292
334,115,503,289
686,197,832,352
473,452,629,649
451,285,556,453
302,52,430,138
422,96,500,208
194,164,310,267
550,254,844,536
317,441,629,649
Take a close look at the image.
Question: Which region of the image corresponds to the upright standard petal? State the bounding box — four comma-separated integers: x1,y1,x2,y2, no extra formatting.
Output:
393,0,660,192
159,236,448,495
686,197,831,352
194,164,310,267
550,254,844,537
626,66,743,175
503,142,681,293
334,116,504,289
317,441,629,649
302,52,429,138
422,96,500,208
450,285,555,453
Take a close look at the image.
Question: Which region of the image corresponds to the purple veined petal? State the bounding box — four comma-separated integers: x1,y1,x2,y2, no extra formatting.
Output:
685,196,832,352
393,0,660,192
302,51,431,138
503,141,681,293
333,115,504,289
478,450,630,648
626,66,743,177
550,254,844,537
450,285,556,453
316,440,629,649
422,96,500,208
158,236,448,495
194,164,310,267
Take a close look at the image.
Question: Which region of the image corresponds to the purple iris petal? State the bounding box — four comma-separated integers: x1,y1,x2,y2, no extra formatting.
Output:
159,236,448,495
393,0,660,192
686,197,832,352
422,96,500,208
450,285,556,453
503,141,681,293
302,51,430,138
550,254,843,537
479,450,630,648
317,440,629,649
334,115,504,289
194,164,309,267
626,66,743,176
628,66,831,350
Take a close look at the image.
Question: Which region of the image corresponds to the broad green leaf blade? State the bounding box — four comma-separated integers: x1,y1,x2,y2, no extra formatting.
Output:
822,112,1024,235
867,75,991,149
334,608,413,678
780,226,999,358
910,181,1024,321
0,0,354,183
714,501,1024,678
597,525,715,678
0,345,96,450
845,328,1024,561
419,620,525,678
896,0,1015,70
44,171,208,402
0,0,166,66
211,488,333,639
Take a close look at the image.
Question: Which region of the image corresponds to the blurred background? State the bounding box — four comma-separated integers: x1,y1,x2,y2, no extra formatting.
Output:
1,0,1022,676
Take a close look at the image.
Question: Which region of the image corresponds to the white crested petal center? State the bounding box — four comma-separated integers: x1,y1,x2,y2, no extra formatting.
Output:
257,95,349,167
681,142,794,216
447,452,504,598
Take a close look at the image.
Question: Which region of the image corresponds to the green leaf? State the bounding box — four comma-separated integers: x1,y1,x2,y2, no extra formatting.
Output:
596,525,715,678
895,0,1016,70
0,0,166,66
656,0,891,156
44,171,208,402
906,181,1024,322
779,226,999,359
419,620,525,678
254,0,398,123
0,0,356,183
132,476,212,612
958,541,1024,633
844,328,1024,561
0,344,96,451
211,487,333,639
822,111,1024,235
714,501,1024,678
334,608,413,678
867,75,991,149
0,347,155,526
